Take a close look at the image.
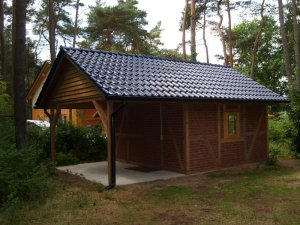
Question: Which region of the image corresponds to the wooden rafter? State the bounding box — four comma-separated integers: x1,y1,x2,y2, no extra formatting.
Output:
183,103,190,173
92,100,108,136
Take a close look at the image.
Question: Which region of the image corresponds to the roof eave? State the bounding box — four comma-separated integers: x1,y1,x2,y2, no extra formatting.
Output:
106,94,289,104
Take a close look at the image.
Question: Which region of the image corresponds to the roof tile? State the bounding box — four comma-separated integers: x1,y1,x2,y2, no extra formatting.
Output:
62,47,287,102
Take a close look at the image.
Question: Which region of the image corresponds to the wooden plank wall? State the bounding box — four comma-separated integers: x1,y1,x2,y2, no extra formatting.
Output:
47,60,103,106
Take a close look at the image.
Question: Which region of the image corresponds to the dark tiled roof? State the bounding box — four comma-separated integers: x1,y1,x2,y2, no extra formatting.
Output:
61,47,286,102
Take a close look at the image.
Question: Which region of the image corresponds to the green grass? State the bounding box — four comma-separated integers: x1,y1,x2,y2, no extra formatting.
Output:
1,161,300,225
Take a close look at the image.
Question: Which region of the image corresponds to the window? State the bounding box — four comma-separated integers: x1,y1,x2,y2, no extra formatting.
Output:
224,112,240,139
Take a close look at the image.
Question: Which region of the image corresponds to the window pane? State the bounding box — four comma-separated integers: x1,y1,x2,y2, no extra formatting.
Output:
228,114,237,136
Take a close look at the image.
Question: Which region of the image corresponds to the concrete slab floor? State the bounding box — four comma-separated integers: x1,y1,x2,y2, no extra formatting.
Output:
57,161,184,186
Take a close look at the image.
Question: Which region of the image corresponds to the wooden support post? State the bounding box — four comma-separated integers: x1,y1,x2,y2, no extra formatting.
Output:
265,105,269,158
69,109,72,123
183,103,190,173
243,104,248,160
50,108,61,162
159,103,164,168
106,101,113,185
217,103,221,165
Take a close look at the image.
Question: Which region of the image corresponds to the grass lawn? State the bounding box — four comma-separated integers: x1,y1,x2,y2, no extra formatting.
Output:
1,159,300,225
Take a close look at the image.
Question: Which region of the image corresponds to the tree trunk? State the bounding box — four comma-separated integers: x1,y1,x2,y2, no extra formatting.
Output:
226,0,233,67
13,0,27,150
292,0,300,85
216,0,227,65
190,0,197,61
182,0,188,60
0,0,7,82
203,2,209,63
49,0,56,63
278,0,292,83
73,0,80,48
250,0,265,79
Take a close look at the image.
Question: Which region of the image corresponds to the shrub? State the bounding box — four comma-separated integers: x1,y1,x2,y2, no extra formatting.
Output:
56,122,107,163
287,85,300,155
27,126,50,158
27,122,107,165
268,113,294,161
0,145,52,209
56,152,79,166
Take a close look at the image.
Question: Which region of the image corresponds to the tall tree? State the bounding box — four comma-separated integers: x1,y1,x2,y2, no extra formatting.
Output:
249,0,265,78
48,0,55,63
13,0,27,149
202,0,209,63
291,0,300,84
216,0,227,65
278,0,292,83
0,0,7,82
33,0,74,62
182,0,188,60
190,0,197,61
226,0,233,67
72,0,82,48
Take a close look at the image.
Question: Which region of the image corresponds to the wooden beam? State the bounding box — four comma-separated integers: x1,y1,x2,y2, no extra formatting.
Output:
242,104,248,160
192,104,217,167
264,105,269,158
183,103,190,173
246,108,264,160
160,103,164,168
92,100,108,136
168,127,184,172
217,103,221,165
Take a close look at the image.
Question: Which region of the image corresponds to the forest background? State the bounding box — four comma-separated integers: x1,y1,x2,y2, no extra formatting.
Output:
0,0,300,214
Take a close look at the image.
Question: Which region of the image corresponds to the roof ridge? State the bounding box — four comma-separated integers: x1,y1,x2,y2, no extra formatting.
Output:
61,46,230,68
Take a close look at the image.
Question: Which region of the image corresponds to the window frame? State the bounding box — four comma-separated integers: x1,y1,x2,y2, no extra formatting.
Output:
224,111,240,139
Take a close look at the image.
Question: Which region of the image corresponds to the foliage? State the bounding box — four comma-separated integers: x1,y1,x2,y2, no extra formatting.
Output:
81,0,161,54
32,0,75,51
56,123,107,163
0,80,12,114
0,145,52,210
287,85,300,155
27,122,107,165
231,17,287,94
27,125,50,153
268,114,294,163
152,48,189,60
56,152,79,166
0,81,14,145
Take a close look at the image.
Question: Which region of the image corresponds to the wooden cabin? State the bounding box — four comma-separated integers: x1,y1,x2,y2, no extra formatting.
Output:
34,47,287,187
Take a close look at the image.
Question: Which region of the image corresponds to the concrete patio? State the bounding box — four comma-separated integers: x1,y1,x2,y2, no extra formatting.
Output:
57,161,184,186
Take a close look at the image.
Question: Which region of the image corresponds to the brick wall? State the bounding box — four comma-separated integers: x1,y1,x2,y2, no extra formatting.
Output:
114,101,268,174
188,102,268,173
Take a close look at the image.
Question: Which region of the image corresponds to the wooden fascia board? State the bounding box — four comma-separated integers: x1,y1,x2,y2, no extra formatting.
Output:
26,61,51,102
